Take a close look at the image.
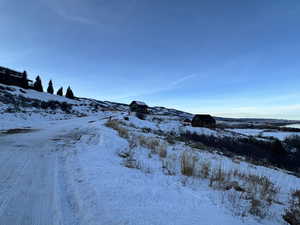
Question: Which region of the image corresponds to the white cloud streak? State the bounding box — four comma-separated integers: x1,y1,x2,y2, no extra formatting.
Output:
43,0,139,26
52,7,95,25
112,74,198,101
43,0,96,25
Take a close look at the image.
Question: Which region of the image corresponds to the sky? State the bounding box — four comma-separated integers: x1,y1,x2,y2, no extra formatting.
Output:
1,0,300,119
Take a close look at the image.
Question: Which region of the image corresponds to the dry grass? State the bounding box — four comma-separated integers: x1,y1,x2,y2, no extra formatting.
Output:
107,118,281,220
105,119,129,139
209,166,228,189
283,190,300,225
200,161,211,179
231,170,280,203
158,144,167,158
181,151,198,176
249,198,269,219
178,150,280,219
137,136,167,158
123,157,141,169
162,153,177,176
221,191,247,217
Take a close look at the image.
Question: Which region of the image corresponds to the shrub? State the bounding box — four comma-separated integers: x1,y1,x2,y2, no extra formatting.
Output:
284,135,300,151
249,198,268,219
258,176,279,203
283,190,300,225
61,102,72,113
179,131,295,172
165,134,176,145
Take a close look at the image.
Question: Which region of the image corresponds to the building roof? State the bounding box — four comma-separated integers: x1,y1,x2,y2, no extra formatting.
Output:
0,66,32,81
130,101,148,107
193,114,215,121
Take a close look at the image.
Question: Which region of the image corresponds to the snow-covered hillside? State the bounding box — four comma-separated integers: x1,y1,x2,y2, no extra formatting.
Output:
0,83,300,225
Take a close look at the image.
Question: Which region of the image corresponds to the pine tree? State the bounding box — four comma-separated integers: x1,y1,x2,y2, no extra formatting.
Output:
47,80,54,94
65,86,74,99
57,87,63,96
33,76,43,92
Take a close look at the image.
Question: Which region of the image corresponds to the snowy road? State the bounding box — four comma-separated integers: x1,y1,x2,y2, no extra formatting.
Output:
0,122,80,225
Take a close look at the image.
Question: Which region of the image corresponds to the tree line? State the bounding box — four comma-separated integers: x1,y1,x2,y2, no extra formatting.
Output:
32,75,75,99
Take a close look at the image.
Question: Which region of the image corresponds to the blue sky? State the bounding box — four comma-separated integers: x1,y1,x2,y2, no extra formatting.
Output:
1,0,300,119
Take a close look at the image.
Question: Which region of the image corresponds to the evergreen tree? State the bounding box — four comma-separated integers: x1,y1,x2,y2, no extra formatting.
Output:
47,80,54,94
21,71,28,89
65,86,74,99
33,76,43,92
57,87,63,96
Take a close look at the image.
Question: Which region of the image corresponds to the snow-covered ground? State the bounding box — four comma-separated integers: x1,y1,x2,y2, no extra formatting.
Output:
0,113,298,225
228,128,300,140
0,115,243,225
1,84,300,225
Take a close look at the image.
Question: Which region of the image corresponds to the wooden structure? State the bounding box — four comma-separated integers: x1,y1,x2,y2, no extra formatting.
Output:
129,101,148,114
0,66,32,89
191,114,216,128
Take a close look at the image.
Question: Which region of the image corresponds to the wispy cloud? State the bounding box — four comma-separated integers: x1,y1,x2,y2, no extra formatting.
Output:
170,74,197,87
43,0,96,25
52,7,95,25
112,74,198,101
43,0,139,26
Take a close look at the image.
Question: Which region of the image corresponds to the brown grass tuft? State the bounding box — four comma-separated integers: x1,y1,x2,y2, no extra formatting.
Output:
105,119,129,139
181,151,197,176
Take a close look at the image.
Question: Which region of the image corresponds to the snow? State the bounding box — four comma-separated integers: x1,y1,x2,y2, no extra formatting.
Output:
263,131,300,140
1,83,300,225
123,116,221,137
228,129,263,136
125,116,158,130
184,126,219,136
0,83,78,104
0,113,298,224
228,128,300,140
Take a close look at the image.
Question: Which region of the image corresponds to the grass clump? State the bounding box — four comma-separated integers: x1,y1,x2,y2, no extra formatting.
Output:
137,136,168,158
181,151,198,176
105,119,129,139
